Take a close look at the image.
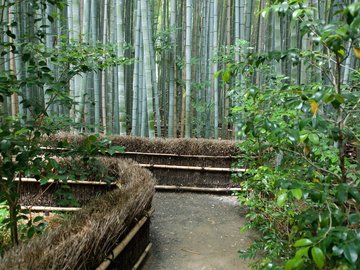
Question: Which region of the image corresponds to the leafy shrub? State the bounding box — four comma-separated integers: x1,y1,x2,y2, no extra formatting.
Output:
223,2,360,269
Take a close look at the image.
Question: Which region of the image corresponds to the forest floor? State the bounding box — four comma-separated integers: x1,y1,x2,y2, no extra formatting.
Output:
141,192,255,270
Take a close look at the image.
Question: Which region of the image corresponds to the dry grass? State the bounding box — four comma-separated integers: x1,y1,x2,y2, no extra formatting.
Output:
0,157,155,270
45,133,240,156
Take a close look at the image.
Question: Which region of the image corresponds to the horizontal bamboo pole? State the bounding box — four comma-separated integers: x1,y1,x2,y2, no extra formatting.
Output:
132,243,152,270
40,146,240,159
21,206,81,212
155,185,244,193
96,208,155,270
14,177,114,185
17,178,244,193
13,166,245,185
139,163,246,172
16,177,244,195
122,151,236,159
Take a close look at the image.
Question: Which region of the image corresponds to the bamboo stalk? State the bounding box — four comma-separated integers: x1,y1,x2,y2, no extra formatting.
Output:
21,206,81,212
14,178,244,192
14,178,243,193
132,243,152,270
155,185,243,193
40,146,241,159
14,177,115,185
139,163,246,172
96,208,155,270
122,151,237,159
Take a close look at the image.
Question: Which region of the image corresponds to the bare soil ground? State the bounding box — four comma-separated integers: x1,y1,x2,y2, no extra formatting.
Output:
141,192,254,270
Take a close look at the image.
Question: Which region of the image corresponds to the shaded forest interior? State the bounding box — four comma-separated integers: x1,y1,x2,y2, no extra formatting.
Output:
2,1,359,138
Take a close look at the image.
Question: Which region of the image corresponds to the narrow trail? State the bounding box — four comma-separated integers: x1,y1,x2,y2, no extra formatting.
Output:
141,192,254,270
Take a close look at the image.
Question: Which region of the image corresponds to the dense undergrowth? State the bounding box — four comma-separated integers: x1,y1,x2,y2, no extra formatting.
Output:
227,2,360,269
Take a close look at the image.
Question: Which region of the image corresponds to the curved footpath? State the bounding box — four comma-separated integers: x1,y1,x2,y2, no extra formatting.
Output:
141,192,254,270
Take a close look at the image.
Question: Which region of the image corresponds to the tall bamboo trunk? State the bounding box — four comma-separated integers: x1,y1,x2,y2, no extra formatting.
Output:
116,0,127,135
184,0,192,138
140,0,155,138
168,0,176,138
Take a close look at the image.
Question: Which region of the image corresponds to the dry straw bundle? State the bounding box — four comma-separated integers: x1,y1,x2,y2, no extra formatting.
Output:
46,133,239,156
0,157,155,270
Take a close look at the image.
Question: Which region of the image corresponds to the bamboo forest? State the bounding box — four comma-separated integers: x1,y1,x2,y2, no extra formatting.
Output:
0,0,356,139
0,0,360,269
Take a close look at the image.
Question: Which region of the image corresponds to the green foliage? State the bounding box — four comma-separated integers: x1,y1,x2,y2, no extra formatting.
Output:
224,2,360,269
0,0,126,247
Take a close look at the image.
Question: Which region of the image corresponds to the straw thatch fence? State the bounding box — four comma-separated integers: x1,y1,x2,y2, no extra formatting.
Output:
0,157,155,270
45,133,239,157
43,133,242,188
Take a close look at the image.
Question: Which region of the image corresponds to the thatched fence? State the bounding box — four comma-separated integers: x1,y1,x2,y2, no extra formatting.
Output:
43,134,243,188
0,157,155,270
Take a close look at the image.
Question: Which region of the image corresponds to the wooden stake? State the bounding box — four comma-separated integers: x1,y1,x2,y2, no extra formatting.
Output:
132,243,152,270
96,208,155,270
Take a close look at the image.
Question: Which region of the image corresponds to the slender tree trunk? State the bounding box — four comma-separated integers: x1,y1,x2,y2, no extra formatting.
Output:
116,0,127,135
101,0,109,133
213,0,219,138
132,0,141,136
141,0,155,138
90,0,100,132
185,0,192,138
168,0,176,138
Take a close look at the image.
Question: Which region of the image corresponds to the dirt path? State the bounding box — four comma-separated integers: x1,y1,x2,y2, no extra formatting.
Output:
141,192,254,270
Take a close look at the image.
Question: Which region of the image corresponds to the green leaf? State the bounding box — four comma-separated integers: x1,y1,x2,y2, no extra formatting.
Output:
27,226,35,239
350,17,360,34
291,189,303,200
294,238,313,247
40,177,49,185
261,7,269,18
332,245,343,256
86,134,98,143
222,71,231,83
22,53,31,62
0,139,11,151
15,128,30,135
47,15,54,23
33,216,44,223
344,245,358,264
349,213,360,225
348,3,360,16
285,258,304,270
6,29,16,39
300,133,309,142
213,70,221,79
107,145,125,155
323,93,334,103
311,247,325,269
349,189,360,202
334,94,345,104
295,247,309,259
308,133,320,144
292,9,303,20
335,184,349,203
277,192,288,207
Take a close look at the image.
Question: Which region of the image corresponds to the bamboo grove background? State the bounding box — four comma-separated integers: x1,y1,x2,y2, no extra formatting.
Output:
1,0,359,139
